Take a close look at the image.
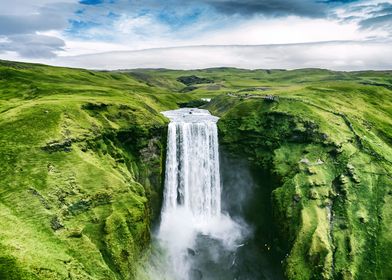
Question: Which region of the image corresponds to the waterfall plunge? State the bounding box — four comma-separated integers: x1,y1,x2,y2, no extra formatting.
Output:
158,108,246,280
162,108,221,220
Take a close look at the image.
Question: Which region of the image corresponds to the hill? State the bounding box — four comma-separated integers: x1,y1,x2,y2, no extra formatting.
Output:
0,60,391,279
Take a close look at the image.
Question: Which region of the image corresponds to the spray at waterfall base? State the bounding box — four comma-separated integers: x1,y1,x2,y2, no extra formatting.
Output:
153,108,250,279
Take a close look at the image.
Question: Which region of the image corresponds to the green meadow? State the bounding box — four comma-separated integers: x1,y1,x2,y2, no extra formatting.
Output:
0,60,391,279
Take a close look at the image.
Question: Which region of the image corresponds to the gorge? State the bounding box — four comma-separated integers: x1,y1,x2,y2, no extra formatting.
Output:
145,108,283,280
0,61,391,280
157,108,248,280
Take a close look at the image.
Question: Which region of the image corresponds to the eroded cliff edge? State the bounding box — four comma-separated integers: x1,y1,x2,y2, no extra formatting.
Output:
207,94,392,280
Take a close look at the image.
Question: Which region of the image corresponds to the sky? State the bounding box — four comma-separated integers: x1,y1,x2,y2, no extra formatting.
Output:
0,0,391,70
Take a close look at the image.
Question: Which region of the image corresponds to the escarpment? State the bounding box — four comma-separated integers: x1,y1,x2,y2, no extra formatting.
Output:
206,94,392,280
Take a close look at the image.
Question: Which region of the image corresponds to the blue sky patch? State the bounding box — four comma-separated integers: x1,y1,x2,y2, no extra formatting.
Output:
107,11,120,19
79,0,104,5
157,9,203,29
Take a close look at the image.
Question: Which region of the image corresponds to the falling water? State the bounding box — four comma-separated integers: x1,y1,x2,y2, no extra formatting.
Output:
162,108,221,220
157,108,246,280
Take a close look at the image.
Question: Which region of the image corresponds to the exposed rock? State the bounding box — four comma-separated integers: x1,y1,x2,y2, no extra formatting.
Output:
346,164,361,183
68,229,83,238
29,187,51,210
299,158,310,165
263,95,279,102
352,175,361,184
140,137,160,164
47,163,55,173
337,175,350,195
50,216,64,231
293,194,301,203
339,175,349,185
309,178,326,187
307,167,317,175
322,199,332,208
347,164,355,171
42,139,72,153
67,200,91,216
308,189,319,200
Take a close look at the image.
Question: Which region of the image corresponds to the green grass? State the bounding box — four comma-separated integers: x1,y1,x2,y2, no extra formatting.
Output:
0,60,391,279
205,81,392,279
0,60,193,279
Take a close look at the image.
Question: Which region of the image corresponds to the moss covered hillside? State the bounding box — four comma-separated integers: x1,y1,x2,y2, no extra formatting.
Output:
0,60,391,279
0,60,193,279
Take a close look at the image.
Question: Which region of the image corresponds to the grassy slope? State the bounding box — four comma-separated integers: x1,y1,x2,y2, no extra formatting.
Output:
0,61,391,279
0,61,193,279
198,69,392,279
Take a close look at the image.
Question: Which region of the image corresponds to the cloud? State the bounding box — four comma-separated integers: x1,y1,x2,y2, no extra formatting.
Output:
0,0,391,65
358,2,392,33
0,11,67,35
360,13,392,30
0,34,65,58
0,0,76,14
61,0,361,46
0,1,75,58
192,17,372,45
48,41,392,70
202,0,329,17
369,2,392,16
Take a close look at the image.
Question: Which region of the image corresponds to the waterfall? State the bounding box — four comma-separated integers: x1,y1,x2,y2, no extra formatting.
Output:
162,108,221,220
157,108,246,280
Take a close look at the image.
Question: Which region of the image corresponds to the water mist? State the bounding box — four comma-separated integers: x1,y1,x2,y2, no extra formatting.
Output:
157,108,248,280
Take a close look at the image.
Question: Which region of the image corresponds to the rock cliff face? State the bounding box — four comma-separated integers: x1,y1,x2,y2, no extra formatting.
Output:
0,61,391,279
206,94,392,280
0,103,167,280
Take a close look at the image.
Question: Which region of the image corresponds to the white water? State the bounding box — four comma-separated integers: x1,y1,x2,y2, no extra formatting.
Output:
157,108,246,280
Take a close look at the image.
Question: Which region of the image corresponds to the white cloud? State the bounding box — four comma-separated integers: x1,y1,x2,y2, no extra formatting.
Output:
60,39,132,56
1,34,65,58
0,0,76,57
0,0,391,68
31,14,387,58
187,16,384,45
38,41,392,70
0,0,77,14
